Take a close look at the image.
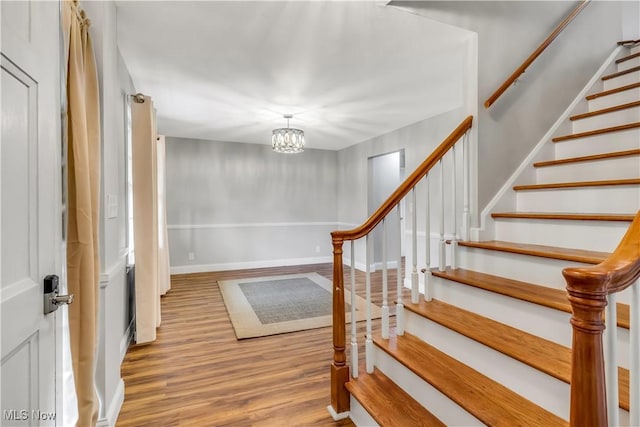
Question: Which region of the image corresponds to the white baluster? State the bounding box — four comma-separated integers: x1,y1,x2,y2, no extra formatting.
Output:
462,131,471,242
631,281,640,427
350,240,358,378
365,235,373,374
396,205,404,336
604,293,619,427
438,159,446,271
382,218,389,340
411,188,419,304
424,175,432,302
451,146,458,270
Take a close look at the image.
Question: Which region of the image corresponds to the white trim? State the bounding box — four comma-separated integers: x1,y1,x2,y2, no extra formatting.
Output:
472,45,624,241
168,221,338,230
120,322,133,364
96,379,124,427
99,256,127,288
327,405,350,421
170,256,333,274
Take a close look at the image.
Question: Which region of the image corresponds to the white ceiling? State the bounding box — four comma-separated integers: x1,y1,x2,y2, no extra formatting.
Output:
116,1,472,151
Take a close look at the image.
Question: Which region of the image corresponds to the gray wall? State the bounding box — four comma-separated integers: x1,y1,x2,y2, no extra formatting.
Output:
392,0,633,212
165,138,338,270
83,1,134,425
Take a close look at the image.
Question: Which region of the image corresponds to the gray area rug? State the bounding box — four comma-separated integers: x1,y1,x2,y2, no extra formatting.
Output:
218,272,381,339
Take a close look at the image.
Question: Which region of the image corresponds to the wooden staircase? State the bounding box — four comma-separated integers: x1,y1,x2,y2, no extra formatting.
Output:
344,43,640,426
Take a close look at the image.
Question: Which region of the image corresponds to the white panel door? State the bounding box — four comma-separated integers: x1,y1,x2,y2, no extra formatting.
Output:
1,1,63,426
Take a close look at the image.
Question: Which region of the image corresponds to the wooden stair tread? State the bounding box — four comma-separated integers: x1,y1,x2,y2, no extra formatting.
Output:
513,178,640,191
401,298,631,410
552,122,640,142
533,149,640,167
374,330,568,427
570,100,640,121
616,51,640,64
491,212,635,221
431,268,630,329
404,298,572,383
585,82,640,100
458,240,609,264
346,368,445,427
602,65,640,81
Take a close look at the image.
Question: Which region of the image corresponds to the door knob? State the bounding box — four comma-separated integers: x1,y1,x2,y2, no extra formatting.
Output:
52,293,74,306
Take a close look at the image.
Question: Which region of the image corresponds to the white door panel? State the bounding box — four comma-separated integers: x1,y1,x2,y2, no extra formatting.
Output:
1,1,62,425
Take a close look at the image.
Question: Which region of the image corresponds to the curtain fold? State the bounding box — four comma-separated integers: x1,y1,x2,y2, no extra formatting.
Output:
157,135,172,297
64,0,101,425
131,95,162,343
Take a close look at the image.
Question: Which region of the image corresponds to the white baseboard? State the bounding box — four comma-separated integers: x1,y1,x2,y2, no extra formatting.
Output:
120,322,133,363
170,256,333,274
96,379,124,427
326,405,350,421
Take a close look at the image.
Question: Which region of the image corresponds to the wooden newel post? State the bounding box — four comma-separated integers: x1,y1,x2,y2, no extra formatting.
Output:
564,268,608,427
330,235,350,415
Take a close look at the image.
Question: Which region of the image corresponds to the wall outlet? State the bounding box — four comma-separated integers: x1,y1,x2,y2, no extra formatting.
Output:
315,245,320,253
188,252,195,261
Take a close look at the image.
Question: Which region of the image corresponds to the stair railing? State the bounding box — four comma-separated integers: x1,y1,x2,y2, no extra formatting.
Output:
563,210,640,427
484,0,591,109
329,116,473,416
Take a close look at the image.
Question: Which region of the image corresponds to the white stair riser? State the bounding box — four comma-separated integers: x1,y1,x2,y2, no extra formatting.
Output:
494,219,629,253
458,245,590,290
589,88,640,111
516,186,640,214
431,275,572,346
632,45,640,55
374,348,483,426
572,106,640,133
536,156,640,183
458,245,636,306
404,310,570,420
553,128,640,158
430,276,632,368
604,71,640,90
348,396,379,427
617,55,640,72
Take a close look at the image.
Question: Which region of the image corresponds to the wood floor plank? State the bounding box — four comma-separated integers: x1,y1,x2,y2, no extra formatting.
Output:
118,262,400,426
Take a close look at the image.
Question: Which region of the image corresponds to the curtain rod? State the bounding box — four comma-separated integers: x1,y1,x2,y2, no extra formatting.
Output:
132,93,146,104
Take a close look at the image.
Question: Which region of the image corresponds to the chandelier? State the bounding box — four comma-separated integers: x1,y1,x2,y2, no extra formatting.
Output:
272,114,304,153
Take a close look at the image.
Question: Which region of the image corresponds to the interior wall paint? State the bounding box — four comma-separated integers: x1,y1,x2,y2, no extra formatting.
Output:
391,0,627,212
165,137,338,269
337,107,468,271
82,1,134,425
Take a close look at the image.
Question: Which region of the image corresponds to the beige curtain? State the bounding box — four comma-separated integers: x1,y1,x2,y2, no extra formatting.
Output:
64,1,101,425
157,135,171,296
131,96,170,343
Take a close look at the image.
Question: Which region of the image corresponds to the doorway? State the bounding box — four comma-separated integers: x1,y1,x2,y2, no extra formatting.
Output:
367,149,405,270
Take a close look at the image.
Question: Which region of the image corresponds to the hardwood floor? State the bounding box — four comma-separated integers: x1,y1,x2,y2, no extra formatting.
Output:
117,262,399,426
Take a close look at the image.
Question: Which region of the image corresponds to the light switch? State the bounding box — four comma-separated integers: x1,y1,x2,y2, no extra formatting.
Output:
107,194,118,219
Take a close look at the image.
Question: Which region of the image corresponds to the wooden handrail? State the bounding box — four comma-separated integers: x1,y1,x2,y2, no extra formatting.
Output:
329,115,473,416
484,0,591,109
563,210,640,426
331,115,473,242
618,39,640,46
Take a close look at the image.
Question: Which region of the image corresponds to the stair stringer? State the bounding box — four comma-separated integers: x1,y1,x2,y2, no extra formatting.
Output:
471,45,625,242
